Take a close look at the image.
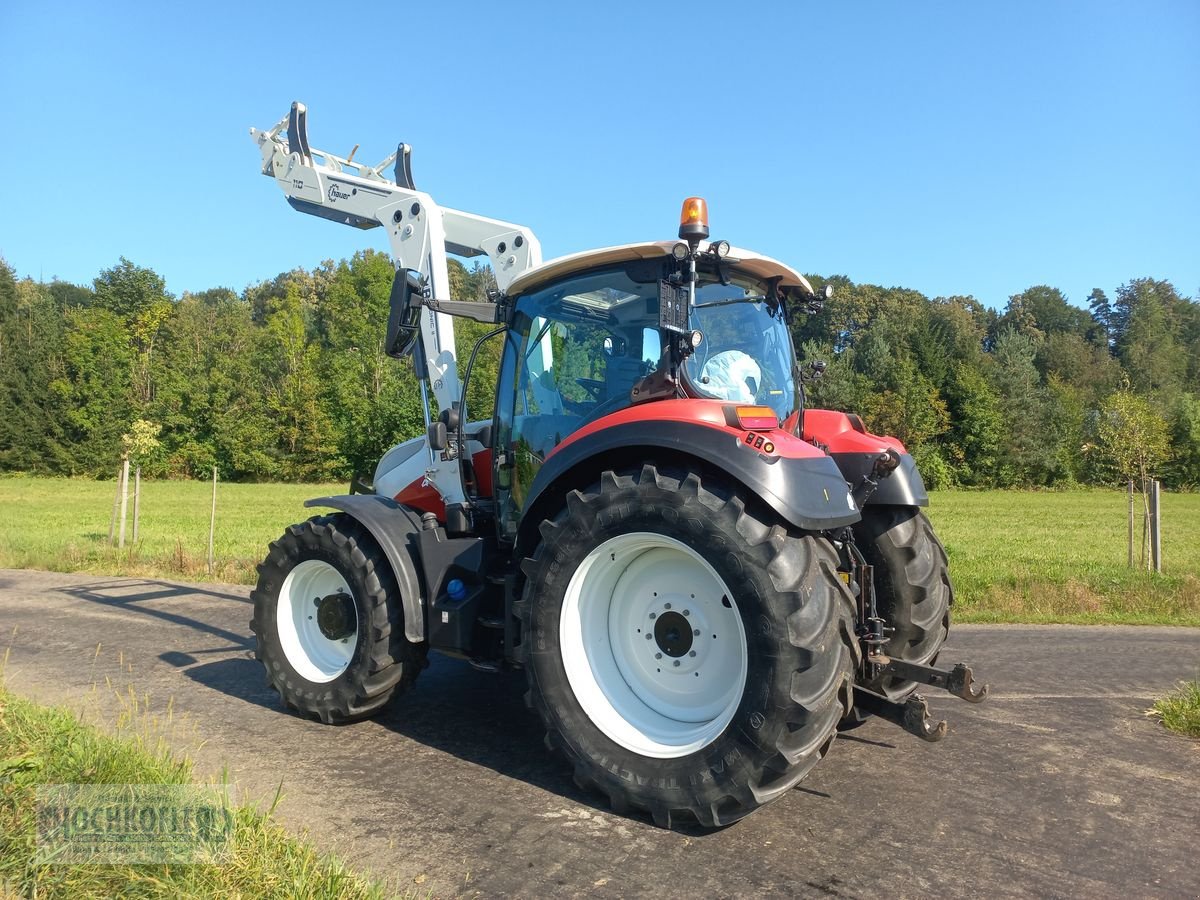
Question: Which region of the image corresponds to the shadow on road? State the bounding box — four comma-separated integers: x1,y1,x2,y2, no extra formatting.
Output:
374,659,640,821
180,647,628,821
59,579,253,650
182,657,279,710
40,574,850,831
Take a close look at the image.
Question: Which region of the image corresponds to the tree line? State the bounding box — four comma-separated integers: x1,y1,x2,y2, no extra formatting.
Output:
1,252,1197,488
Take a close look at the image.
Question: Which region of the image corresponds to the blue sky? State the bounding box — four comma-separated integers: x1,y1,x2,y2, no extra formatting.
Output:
1,1,1197,311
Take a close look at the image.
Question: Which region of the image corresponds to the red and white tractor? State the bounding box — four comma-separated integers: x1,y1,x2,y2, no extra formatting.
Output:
247,103,986,828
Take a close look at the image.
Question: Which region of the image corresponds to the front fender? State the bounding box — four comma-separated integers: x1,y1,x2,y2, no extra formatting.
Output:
304,495,427,643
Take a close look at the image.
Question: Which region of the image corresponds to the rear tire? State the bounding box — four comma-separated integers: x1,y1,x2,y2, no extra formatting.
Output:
251,514,426,724
853,506,952,702
517,464,859,828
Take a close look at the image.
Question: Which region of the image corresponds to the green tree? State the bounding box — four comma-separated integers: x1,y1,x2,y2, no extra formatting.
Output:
317,250,424,480
1095,387,1170,489
0,267,73,471
51,306,135,474
1165,393,1200,488
942,362,1003,485
991,328,1063,486
1000,286,1094,340
1110,279,1190,397
147,288,274,478
262,283,343,480
93,258,173,407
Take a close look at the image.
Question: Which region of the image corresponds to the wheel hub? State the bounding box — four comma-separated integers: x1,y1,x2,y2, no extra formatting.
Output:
316,592,356,641
560,532,749,758
653,610,693,657
276,559,359,683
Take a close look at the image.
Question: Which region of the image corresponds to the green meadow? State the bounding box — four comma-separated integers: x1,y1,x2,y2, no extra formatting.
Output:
0,477,1196,625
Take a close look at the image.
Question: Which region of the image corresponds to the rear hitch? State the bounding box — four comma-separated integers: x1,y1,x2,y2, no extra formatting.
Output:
852,649,988,744
871,655,989,703
853,687,947,742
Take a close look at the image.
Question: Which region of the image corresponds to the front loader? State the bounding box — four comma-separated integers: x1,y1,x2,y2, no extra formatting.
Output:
247,103,987,828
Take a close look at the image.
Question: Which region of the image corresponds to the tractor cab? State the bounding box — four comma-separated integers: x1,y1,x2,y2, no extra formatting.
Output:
491,242,813,538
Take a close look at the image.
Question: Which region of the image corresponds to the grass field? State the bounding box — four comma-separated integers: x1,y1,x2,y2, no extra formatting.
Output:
0,476,1196,625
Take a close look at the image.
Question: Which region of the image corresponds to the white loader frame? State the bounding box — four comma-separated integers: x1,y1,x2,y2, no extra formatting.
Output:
250,103,543,506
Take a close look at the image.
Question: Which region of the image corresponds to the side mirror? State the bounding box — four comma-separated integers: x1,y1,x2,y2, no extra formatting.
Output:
386,268,424,359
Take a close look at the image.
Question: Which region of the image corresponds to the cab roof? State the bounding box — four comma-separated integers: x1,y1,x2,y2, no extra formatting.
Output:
504,241,815,297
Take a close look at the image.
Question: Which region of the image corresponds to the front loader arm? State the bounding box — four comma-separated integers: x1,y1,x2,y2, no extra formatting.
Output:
250,102,543,509
250,102,542,288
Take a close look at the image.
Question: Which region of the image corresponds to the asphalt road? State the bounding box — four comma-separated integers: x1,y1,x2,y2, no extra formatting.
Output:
1,568,1197,899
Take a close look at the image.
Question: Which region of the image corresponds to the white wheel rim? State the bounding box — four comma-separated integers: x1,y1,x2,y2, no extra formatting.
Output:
560,532,749,758
277,559,358,683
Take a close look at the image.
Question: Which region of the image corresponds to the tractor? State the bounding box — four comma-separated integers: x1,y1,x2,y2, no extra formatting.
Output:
247,103,986,828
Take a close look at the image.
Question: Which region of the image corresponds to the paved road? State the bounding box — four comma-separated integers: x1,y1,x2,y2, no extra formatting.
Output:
1,569,1197,898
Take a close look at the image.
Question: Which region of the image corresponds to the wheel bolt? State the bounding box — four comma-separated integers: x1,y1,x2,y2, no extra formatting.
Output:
683,609,690,616
655,652,662,660
693,629,700,636
645,633,653,640
649,612,656,619
664,603,672,610
673,660,680,667
689,650,697,657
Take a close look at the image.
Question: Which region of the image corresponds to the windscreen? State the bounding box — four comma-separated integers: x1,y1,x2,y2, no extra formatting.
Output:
682,273,799,420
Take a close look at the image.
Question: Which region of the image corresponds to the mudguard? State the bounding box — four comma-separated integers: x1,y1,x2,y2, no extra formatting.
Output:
831,450,929,507
519,413,861,551
803,408,929,507
304,495,427,643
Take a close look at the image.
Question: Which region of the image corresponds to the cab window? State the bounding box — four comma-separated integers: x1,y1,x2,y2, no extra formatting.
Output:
493,264,662,537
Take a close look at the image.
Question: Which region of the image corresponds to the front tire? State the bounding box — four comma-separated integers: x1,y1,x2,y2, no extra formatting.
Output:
517,464,859,828
251,514,426,724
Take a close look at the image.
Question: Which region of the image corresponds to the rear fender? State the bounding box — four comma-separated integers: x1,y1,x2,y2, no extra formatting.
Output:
304,495,427,642
803,409,929,507
518,414,861,555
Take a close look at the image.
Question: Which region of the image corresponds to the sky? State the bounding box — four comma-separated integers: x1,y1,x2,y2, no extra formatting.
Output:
1,1,1197,312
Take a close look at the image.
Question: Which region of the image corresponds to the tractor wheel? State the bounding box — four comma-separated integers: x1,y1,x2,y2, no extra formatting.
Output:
516,464,859,828
852,505,952,704
250,514,426,724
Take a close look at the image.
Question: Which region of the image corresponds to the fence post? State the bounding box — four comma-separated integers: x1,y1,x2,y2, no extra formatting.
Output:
1144,478,1154,571
207,466,218,576
132,465,142,544
1126,480,1134,568
1150,479,1162,574
109,463,123,546
117,458,130,549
